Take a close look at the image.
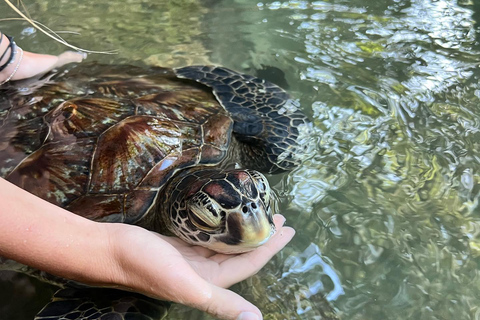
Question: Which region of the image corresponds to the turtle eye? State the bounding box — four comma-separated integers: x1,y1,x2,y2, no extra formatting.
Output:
190,211,217,231
187,192,224,231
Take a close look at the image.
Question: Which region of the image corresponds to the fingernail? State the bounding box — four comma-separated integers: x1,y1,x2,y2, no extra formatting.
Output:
236,312,260,320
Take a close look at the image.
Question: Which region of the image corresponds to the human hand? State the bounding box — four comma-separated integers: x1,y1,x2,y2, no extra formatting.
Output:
7,50,86,82
52,51,88,68
106,214,295,320
0,173,293,320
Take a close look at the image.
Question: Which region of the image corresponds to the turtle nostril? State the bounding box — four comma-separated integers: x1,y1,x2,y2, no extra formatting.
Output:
242,202,258,214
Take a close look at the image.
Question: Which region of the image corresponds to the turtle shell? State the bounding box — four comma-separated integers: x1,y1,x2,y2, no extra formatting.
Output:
0,64,233,224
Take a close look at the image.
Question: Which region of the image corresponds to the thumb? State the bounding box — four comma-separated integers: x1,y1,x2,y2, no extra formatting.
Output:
196,284,263,320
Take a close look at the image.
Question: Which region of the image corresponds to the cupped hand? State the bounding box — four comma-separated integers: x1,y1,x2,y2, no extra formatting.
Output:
107,214,295,320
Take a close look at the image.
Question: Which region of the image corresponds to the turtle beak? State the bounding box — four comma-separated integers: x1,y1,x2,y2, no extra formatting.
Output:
240,201,275,245
221,200,276,251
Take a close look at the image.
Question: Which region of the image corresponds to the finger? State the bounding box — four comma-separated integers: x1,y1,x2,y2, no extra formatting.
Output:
164,264,263,320
59,51,87,62
193,284,263,320
53,51,87,68
273,213,286,227
164,214,291,264
214,225,295,288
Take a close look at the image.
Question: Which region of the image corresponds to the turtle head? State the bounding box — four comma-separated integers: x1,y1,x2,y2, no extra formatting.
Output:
167,169,276,254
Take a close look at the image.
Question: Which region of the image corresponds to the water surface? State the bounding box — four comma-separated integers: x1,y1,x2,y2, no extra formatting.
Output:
1,0,480,319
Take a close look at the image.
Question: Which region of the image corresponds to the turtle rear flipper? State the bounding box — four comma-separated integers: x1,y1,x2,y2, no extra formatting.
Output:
35,287,169,320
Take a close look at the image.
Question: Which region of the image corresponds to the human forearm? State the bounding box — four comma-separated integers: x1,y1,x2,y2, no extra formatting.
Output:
0,178,114,285
0,32,86,84
0,177,295,320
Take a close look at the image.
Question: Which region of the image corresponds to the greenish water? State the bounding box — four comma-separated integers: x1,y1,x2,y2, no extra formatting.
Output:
2,0,480,319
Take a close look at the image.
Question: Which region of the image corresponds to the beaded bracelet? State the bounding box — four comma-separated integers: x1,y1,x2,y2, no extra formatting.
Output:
0,36,11,62
0,35,16,72
0,44,23,86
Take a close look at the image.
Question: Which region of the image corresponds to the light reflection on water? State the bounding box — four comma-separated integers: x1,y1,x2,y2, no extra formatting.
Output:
1,0,480,319
282,243,344,303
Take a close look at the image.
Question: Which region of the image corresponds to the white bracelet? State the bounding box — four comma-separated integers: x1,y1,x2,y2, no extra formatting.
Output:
0,45,24,86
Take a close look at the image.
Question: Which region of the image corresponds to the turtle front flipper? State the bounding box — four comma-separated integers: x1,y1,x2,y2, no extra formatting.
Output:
35,287,169,320
174,66,311,174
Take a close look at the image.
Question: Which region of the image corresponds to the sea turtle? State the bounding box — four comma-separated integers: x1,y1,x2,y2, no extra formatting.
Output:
0,63,310,319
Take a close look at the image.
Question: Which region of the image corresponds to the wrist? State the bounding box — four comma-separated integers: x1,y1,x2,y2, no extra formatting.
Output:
102,223,172,299
100,223,131,288
0,33,11,65
0,34,24,85
99,223,152,292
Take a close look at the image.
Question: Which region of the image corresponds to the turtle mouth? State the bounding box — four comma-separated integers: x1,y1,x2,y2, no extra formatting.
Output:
215,200,275,250
255,224,276,245
209,219,275,254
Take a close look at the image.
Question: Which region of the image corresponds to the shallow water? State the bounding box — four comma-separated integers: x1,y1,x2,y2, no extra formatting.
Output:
2,0,480,319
